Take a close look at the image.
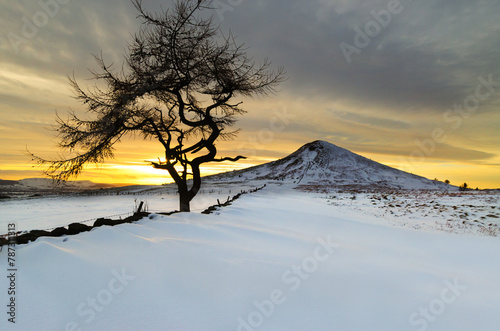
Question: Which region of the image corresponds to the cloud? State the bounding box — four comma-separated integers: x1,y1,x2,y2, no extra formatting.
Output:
0,0,499,186
0,0,138,78
329,110,411,130
220,0,500,113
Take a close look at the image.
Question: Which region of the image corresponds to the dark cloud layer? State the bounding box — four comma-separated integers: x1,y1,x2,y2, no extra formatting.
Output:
219,0,500,112
2,0,499,114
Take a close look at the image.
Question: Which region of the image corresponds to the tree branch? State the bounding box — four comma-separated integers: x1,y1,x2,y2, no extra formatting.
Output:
211,155,247,162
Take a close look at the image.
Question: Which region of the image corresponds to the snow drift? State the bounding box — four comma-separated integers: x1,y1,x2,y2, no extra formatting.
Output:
1,188,498,331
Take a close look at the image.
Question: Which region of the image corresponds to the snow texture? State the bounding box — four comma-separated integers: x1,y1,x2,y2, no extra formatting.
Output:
0,187,498,331
210,141,453,191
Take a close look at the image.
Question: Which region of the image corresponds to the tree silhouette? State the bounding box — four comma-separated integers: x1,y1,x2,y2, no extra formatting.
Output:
30,0,284,211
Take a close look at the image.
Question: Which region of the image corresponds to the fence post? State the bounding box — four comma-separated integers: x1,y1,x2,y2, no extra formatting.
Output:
136,201,144,213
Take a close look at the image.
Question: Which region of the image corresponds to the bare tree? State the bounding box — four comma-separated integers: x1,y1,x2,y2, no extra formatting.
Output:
30,0,284,212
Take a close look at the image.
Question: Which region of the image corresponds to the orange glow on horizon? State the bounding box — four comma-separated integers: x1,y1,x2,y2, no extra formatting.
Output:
1,142,498,190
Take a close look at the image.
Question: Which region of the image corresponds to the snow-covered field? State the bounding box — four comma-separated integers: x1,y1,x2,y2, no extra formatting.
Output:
0,182,259,232
0,185,499,330
323,190,500,236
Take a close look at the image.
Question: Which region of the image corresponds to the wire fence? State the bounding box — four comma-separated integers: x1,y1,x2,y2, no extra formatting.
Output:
1,184,267,237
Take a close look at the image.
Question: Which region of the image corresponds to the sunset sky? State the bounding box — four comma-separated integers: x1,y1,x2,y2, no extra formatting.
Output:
1,0,499,188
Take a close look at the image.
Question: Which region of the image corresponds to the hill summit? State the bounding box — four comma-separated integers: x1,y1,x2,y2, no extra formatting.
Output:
213,140,452,190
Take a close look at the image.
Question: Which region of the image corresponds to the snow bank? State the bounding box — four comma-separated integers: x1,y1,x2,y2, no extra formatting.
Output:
0,188,238,232
1,188,498,330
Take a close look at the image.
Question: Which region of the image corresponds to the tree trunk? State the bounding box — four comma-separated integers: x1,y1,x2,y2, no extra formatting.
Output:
179,191,191,212
160,161,192,212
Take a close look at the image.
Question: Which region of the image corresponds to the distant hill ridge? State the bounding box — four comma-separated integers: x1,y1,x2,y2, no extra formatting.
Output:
0,178,117,198
0,178,107,189
211,140,453,190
